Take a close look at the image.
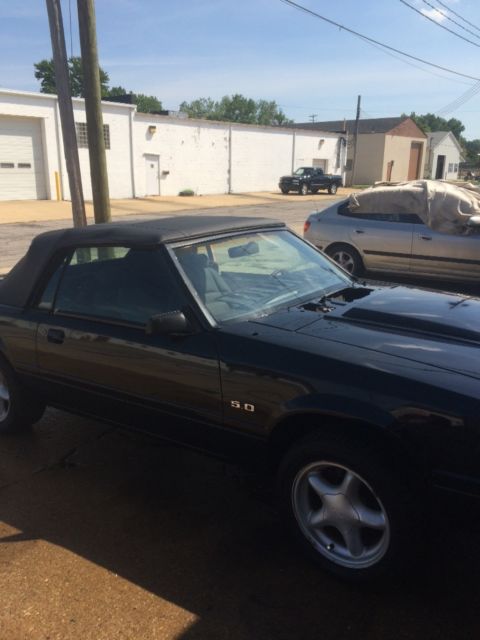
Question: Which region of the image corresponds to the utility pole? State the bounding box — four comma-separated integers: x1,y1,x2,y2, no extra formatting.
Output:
77,0,111,223
46,0,87,227
309,114,317,123
350,95,361,187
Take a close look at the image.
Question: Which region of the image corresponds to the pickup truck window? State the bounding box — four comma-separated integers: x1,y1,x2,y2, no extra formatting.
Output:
52,247,185,325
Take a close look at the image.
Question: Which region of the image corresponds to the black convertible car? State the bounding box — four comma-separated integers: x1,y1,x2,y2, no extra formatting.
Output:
0,215,479,581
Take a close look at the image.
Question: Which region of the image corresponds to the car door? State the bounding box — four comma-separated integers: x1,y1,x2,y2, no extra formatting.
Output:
341,210,415,273
410,220,480,280
33,245,223,445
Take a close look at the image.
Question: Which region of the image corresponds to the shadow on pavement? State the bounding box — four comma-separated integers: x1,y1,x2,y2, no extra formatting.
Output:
1,410,480,639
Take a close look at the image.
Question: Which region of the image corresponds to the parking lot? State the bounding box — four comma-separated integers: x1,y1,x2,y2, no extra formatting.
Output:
1,193,480,640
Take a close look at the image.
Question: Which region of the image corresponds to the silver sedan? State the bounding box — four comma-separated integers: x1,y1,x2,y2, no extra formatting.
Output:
304,199,480,282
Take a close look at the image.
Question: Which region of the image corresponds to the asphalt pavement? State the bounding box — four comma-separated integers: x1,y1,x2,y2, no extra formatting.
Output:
0,194,479,639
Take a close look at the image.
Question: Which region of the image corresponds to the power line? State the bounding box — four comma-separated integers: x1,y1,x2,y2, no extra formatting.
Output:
359,32,472,85
436,0,480,34
436,81,480,116
421,0,480,41
399,0,480,49
277,0,480,80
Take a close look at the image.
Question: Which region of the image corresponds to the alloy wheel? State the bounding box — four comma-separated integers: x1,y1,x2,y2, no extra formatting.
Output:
292,461,390,569
332,250,355,272
0,370,10,422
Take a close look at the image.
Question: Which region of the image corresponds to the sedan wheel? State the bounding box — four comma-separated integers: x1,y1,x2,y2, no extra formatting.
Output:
326,244,363,276
292,462,390,569
332,249,355,273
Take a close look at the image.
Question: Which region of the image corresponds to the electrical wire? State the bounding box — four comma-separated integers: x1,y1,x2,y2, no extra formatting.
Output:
436,81,480,116
399,0,480,48
358,32,472,85
436,0,480,34
277,0,480,80
421,0,480,41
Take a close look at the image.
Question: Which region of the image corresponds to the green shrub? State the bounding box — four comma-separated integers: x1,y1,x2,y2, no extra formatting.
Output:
178,189,195,197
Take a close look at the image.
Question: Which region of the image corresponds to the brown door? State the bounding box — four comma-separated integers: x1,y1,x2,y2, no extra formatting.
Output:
386,160,394,181
408,142,422,180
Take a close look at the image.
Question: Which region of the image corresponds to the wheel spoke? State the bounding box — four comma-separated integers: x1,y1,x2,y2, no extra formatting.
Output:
308,472,337,498
339,471,360,500
355,505,386,530
341,525,364,558
308,508,324,529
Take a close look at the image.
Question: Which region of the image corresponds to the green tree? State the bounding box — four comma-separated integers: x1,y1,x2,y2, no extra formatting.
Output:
406,112,465,141
180,94,292,125
134,94,162,113
34,56,110,97
463,139,480,164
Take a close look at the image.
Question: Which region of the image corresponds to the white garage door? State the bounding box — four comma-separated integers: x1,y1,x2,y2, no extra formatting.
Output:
0,116,47,200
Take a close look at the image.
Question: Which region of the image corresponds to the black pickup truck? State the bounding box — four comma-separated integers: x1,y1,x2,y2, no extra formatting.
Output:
279,166,342,195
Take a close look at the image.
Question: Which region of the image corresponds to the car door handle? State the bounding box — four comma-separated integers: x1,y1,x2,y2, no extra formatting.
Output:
354,229,365,234
47,328,65,344
419,235,432,241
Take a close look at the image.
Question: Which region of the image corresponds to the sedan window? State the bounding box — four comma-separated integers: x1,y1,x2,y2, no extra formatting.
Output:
52,247,186,325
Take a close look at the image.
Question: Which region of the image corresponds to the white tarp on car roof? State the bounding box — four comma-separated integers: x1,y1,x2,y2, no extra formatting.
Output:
348,180,480,235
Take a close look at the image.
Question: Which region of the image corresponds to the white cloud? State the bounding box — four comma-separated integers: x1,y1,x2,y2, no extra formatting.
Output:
420,7,447,22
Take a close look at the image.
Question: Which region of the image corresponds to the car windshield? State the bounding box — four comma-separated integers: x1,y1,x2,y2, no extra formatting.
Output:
171,229,351,323
294,168,311,176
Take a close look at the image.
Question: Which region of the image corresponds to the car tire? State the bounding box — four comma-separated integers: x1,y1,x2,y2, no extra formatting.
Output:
278,431,423,582
280,188,289,194
328,183,338,195
299,183,309,196
0,355,45,434
326,243,363,276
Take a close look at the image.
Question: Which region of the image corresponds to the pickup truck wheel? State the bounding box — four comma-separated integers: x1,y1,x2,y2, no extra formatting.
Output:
326,243,363,276
280,188,289,194
0,357,45,434
299,183,309,196
278,432,422,581
328,183,338,195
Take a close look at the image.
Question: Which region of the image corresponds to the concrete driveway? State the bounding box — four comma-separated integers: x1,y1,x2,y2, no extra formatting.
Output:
0,189,352,274
1,411,480,640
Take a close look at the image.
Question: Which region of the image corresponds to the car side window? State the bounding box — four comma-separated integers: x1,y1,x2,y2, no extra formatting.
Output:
52,246,186,325
399,213,423,224
338,205,402,223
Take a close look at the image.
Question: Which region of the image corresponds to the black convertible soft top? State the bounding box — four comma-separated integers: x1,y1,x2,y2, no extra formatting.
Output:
0,215,285,308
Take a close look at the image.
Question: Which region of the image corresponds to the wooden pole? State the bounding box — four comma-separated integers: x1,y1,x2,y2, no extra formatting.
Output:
46,0,87,227
350,95,361,187
77,0,111,223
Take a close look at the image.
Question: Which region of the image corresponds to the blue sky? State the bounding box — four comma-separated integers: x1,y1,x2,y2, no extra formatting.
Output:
1,0,480,138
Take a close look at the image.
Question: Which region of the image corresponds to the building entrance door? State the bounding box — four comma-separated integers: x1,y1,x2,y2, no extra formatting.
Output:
435,155,445,180
145,154,160,195
408,142,422,180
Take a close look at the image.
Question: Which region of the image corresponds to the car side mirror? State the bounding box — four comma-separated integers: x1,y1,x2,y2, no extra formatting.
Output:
146,310,191,336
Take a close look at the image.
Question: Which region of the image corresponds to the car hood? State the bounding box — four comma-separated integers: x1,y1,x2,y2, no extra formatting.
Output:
250,285,480,379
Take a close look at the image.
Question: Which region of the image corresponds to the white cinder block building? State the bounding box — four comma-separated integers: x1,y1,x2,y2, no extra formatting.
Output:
0,88,346,201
